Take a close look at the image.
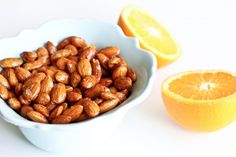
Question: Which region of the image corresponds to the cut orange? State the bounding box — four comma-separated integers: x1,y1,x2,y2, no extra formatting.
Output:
118,5,180,68
161,70,236,131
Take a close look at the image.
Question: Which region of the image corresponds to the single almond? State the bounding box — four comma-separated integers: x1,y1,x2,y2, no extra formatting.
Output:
27,111,48,123
8,97,21,110
114,77,132,91
63,105,83,122
55,71,69,84
40,75,53,93
99,47,120,58
81,75,99,89
21,52,37,62
52,115,72,124
22,81,41,101
15,67,31,82
83,98,100,117
99,99,119,113
0,58,23,68
35,92,50,105
0,84,9,100
0,74,10,89
33,103,49,117
77,58,92,78
51,83,67,104
70,72,81,87
20,105,34,118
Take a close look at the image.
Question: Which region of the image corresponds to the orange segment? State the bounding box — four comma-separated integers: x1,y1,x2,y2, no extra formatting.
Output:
162,70,236,131
118,6,180,68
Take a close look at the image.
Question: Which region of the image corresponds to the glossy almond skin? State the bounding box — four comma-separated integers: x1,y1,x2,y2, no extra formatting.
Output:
99,99,119,113
0,74,10,89
108,56,121,69
99,78,113,87
46,41,57,55
67,61,77,74
77,58,92,78
101,92,117,100
83,99,100,117
22,81,41,101
4,68,19,87
20,105,33,118
40,75,53,93
79,45,96,61
49,105,64,121
114,77,132,91
84,84,109,99
27,111,48,123
65,44,78,56
63,105,83,122
66,90,82,102
52,115,72,124
51,83,66,104
99,47,120,58
19,95,30,105
81,75,99,89
21,52,37,62
15,67,31,82
23,57,47,71
51,49,73,60
8,98,21,110
70,72,81,87
96,53,109,70
57,36,87,49
55,71,69,84
91,59,102,79
127,68,137,82
112,65,128,80
33,103,49,117
0,58,23,68
35,92,50,105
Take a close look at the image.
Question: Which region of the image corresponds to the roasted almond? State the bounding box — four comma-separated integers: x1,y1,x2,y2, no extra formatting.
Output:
63,105,83,122
83,98,100,117
15,83,23,96
77,58,92,78
21,51,37,62
8,98,21,110
22,81,41,101
27,111,48,123
127,68,137,82
15,67,31,82
66,90,82,102
51,83,66,104
51,49,73,60
55,71,69,84
49,105,64,121
46,41,57,55
0,84,9,100
20,105,34,118
65,44,78,56
70,72,81,87
40,75,53,93
33,103,49,117
114,77,132,91
99,78,113,87
52,115,72,124
0,58,23,68
91,58,102,79
112,65,128,80
79,45,96,60
35,92,50,105
99,98,119,113
0,74,10,89
101,92,117,100
81,75,99,89
99,47,120,58
84,84,109,99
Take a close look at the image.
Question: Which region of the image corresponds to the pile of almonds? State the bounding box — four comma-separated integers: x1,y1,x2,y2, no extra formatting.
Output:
0,36,136,124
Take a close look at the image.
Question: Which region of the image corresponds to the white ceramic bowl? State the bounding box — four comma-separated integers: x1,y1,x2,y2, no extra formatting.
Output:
0,19,157,153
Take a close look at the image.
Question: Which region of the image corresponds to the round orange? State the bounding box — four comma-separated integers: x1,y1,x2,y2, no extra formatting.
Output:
118,5,180,68
162,70,236,132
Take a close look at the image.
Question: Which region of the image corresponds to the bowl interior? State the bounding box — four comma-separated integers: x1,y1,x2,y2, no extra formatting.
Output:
0,19,157,129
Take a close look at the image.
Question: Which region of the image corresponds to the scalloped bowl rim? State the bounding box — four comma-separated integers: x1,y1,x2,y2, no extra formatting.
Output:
0,19,157,130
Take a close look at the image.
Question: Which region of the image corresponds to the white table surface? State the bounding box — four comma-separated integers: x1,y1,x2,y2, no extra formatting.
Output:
1,0,236,156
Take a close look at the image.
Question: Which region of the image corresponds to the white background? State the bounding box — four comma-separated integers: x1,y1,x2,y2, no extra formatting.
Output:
1,0,236,156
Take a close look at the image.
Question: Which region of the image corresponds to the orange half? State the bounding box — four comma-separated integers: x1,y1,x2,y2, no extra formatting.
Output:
118,5,180,68
162,70,236,131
